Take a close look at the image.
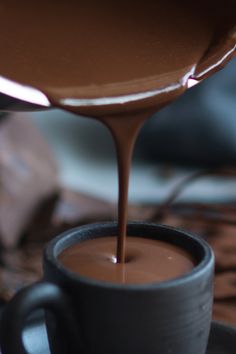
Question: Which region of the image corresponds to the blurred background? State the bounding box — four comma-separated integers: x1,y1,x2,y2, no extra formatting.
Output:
32,57,236,204
1,56,236,328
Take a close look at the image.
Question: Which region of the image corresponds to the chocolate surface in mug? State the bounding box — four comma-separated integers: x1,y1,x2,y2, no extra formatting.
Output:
0,0,236,262
59,236,195,284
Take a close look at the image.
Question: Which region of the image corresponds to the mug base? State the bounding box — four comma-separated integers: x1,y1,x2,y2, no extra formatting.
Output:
10,315,235,354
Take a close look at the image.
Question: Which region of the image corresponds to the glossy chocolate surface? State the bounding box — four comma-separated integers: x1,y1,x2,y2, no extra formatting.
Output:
59,236,195,284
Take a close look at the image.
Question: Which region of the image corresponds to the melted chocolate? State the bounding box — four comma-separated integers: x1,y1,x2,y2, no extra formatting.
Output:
0,0,236,265
59,236,195,284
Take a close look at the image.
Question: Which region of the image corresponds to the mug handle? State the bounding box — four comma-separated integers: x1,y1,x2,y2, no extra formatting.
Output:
0,281,81,354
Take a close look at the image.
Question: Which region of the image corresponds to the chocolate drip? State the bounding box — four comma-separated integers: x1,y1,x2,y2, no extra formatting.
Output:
101,113,149,262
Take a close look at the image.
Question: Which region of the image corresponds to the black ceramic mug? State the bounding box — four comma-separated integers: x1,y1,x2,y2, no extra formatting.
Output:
0,222,214,354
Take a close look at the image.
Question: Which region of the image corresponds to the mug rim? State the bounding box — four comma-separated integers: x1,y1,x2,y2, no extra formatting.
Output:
44,222,214,291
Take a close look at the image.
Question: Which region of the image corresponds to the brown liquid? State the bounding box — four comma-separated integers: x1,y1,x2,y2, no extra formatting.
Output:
59,237,195,284
1,0,236,267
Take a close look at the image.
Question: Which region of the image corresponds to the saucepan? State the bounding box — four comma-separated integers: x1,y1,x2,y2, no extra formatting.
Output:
0,0,235,113
0,75,199,113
